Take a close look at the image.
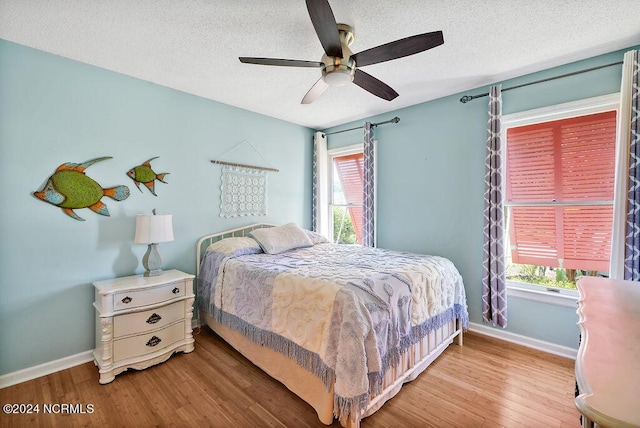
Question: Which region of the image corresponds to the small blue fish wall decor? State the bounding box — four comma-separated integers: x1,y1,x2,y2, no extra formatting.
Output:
33,157,130,221
127,157,169,196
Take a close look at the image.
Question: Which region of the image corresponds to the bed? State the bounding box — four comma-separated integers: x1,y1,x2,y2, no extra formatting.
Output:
196,223,468,427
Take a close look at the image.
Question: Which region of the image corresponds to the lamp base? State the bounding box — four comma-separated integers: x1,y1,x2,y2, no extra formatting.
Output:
143,269,163,277
142,243,164,277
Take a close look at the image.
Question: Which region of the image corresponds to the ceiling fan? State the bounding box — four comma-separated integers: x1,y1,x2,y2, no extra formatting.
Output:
239,0,444,104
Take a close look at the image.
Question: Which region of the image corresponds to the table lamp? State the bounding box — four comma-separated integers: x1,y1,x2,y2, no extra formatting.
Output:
134,209,174,277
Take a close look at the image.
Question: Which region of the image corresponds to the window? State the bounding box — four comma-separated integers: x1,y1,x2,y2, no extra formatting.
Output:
329,145,363,244
503,94,619,295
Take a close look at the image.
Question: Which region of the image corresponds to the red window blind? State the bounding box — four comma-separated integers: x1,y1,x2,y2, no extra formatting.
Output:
506,110,616,271
333,153,364,244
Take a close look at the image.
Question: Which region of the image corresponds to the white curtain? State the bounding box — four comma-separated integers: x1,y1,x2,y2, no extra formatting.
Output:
610,49,640,280
312,131,329,239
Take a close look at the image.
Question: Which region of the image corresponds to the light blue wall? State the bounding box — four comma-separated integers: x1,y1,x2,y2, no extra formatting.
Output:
324,46,638,350
0,40,313,375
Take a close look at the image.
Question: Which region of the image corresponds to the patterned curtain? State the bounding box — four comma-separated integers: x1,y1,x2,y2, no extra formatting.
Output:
482,85,507,327
362,122,375,247
312,132,329,238
624,50,640,280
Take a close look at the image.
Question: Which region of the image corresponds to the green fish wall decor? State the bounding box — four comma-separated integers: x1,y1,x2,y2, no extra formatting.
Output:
127,157,169,196
33,157,130,221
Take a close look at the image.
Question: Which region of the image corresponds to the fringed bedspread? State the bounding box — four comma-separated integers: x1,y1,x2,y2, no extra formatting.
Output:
197,243,468,418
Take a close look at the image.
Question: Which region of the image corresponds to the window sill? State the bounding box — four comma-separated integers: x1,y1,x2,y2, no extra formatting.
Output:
507,281,579,308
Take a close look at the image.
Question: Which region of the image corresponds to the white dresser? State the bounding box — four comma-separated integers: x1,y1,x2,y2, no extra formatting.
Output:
575,276,640,428
93,269,195,384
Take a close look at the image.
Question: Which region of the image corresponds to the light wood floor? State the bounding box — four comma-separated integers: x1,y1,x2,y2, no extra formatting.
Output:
0,328,581,427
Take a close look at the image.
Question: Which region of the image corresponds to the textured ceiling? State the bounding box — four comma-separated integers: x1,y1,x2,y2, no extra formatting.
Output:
1,0,639,129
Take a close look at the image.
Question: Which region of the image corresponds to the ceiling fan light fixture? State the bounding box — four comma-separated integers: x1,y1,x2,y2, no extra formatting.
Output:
323,69,352,86
321,54,356,87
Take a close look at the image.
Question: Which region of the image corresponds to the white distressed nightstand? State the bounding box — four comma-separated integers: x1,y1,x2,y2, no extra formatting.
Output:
93,269,195,384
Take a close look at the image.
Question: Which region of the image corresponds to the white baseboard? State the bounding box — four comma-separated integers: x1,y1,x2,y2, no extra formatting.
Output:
0,350,94,389
468,322,577,360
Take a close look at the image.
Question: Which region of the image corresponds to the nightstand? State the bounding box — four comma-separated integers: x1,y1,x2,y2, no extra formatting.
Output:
93,269,195,384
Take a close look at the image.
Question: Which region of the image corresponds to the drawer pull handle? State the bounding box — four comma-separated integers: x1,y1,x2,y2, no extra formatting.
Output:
121,296,132,304
172,287,180,294
146,313,162,324
146,336,162,347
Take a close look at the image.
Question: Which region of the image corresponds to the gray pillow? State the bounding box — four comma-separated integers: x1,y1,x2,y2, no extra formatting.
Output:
249,223,313,254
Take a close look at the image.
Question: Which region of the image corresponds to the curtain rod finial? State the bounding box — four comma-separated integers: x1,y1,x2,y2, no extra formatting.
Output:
460,95,473,103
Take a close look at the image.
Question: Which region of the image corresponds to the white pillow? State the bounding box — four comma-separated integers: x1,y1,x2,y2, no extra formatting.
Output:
206,237,262,256
305,229,330,244
249,223,313,254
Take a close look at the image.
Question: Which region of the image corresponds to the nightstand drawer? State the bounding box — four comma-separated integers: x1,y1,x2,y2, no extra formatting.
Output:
113,320,185,362
113,300,185,338
114,281,185,311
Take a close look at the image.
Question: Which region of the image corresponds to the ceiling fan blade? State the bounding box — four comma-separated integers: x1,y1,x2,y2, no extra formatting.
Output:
239,57,324,68
353,70,399,101
351,31,444,67
301,78,329,104
305,0,343,58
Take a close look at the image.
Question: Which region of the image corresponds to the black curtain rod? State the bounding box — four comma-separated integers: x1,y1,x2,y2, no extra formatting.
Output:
459,61,623,104
323,116,400,136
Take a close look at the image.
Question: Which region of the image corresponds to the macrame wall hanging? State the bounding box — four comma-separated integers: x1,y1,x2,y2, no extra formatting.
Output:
211,140,278,218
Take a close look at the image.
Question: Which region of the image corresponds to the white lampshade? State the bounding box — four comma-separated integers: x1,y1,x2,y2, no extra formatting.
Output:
134,214,174,244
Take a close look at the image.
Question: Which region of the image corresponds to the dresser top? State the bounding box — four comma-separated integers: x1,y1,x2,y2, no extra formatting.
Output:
93,269,195,294
575,276,640,427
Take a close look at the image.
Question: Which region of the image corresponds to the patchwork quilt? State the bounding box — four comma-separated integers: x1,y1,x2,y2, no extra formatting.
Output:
197,242,468,416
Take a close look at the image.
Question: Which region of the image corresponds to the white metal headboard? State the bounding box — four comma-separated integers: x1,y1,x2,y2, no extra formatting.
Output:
195,223,277,276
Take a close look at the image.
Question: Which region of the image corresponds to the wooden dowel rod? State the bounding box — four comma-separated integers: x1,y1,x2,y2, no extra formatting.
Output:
210,159,279,172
